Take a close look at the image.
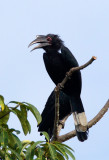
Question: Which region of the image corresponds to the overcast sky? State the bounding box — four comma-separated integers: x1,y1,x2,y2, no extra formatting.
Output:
0,0,109,159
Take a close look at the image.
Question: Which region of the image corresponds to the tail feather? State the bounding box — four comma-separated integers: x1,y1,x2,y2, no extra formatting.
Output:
76,130,88,142
70,96,88,142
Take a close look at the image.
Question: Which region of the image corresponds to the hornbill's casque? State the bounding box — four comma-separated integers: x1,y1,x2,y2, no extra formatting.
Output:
29,34,89,142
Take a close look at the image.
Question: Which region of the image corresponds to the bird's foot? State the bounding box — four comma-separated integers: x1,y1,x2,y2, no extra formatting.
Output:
57,83,64,90
59,120,65,128
66,72,71,79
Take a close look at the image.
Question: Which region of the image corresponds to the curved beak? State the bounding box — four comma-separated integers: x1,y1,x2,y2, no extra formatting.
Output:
28,35,51,52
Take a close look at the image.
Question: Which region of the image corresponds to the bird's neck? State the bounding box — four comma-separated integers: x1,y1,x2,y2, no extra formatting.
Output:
45,49,59,55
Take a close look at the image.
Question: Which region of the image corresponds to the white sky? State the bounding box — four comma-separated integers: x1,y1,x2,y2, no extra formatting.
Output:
0,0,109,159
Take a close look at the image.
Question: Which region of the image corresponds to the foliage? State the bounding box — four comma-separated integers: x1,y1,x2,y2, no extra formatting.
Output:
0,95,75,160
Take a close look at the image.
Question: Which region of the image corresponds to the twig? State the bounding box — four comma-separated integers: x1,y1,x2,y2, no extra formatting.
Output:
58,100,109,142
53,56,96,141
0,104,19,119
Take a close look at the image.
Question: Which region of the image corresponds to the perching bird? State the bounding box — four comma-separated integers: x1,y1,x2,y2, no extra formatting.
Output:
29,34,88,141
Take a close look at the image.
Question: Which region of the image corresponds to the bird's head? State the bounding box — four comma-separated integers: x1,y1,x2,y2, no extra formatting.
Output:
28,34,63,52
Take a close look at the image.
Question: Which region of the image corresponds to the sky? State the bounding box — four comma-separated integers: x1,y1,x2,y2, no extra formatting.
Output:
0,0,109,159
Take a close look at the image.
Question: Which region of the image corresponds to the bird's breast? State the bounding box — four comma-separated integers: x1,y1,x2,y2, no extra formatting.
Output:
43,52,81,95
43,53,66,84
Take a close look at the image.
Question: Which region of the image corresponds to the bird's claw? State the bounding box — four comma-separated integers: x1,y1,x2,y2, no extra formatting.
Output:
57,83,64,90
59,120,65,128
66,72,71,79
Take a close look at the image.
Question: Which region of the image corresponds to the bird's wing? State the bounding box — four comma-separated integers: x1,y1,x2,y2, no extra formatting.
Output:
61,45,82,93
61,45,79,68
41,91,71,122
41,91,55,119
38,90,71,138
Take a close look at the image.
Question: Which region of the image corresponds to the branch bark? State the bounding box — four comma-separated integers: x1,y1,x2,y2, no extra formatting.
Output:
53,87,60,140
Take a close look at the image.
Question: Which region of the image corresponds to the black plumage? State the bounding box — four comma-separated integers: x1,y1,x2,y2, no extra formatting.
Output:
29,34,88,142
38,90,71,138
38,90,88,142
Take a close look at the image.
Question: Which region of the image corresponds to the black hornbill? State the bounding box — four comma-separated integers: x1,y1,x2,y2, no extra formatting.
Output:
29,34,88,141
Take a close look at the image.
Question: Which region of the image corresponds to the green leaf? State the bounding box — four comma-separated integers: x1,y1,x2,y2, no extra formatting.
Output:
48,143,57,160
10,101,42,125
11,133,22,153
0,149,5,159
23,102,42,125
53,142,75,160
9,101,21,105
21,140,32,155
3,129,8,146
8,133,22,153
11,109,29,135
0,128,8,147
22,140,31,145
41,132,50,142
56,152,65,160
9,128,20,134
25,141,44,160
20,105,27,120
53,141,74,152
8,148,22,160
35,156,45,160
10,104,31,135
59,143,74,152
5,153,12,160
35,147,45,159
0,129,3,144
40,143,48,151
0,95,5,111
8,133,17,149
62,147,75,160
0,105,10,125
53,143,68,160
25,119,31,134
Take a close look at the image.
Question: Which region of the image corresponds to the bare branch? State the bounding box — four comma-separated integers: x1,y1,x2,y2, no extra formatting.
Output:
53,87,60,140
58,100,109,142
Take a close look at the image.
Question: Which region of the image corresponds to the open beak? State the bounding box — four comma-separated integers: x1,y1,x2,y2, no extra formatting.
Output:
28,35,51,52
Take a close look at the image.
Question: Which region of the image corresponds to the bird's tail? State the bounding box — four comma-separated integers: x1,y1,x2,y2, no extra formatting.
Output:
70,96,88,142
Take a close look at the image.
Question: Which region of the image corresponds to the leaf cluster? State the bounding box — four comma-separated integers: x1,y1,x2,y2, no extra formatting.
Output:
0,95,75,160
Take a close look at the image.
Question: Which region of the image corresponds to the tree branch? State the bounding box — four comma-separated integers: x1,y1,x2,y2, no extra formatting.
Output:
53,87,60,140
53,56,97,141
60,56,96,88
58,100,109,142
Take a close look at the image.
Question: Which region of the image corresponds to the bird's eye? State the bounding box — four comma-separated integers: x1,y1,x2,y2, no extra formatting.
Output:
47,37,52,43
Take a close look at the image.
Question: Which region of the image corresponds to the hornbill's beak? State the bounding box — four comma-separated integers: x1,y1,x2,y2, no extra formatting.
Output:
28,35,51,52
